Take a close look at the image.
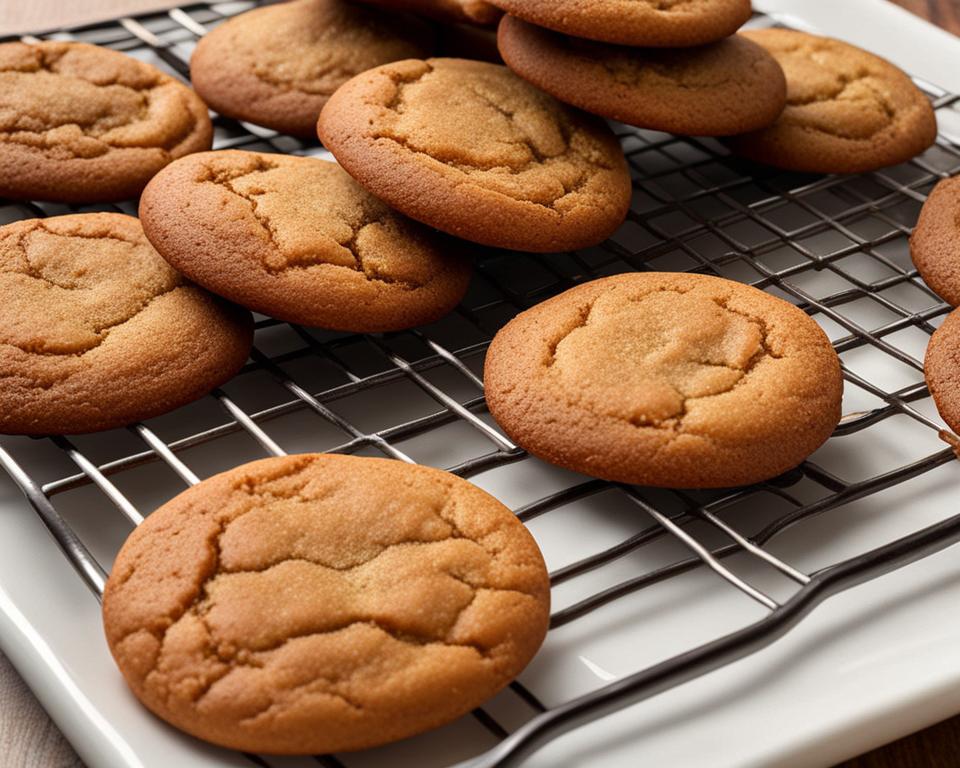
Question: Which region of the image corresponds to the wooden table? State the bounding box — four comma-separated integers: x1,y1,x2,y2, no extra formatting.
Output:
1,1,959,767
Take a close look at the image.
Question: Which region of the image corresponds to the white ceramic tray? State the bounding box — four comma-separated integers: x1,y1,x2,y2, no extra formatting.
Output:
2,2,960,767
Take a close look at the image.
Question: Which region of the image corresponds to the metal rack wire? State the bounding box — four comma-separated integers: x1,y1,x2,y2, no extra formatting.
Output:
2,3,960,766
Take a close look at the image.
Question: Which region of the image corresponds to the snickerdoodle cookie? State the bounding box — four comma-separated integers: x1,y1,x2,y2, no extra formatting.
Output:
0,214,252,435
725,29,936,174
485,0,752,47
0,41,212,202
102,453,550,754
484,272,843,488
911,176,960,306
318,58,631,252
140,150,471,331
498,17,786,136
190,0,433,138
925,308,960,434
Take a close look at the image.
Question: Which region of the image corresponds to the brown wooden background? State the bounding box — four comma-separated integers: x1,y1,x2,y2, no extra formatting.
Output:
0,1,959,767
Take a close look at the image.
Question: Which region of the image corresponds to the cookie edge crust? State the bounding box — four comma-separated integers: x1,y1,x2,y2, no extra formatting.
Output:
485,0,752,47
911,176,960,307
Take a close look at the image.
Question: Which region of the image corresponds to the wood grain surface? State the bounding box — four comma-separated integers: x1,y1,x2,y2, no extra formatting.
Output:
1,2,959,768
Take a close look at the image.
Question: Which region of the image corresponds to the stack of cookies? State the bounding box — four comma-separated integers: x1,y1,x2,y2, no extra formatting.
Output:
0,0,951,758
487,0,937,173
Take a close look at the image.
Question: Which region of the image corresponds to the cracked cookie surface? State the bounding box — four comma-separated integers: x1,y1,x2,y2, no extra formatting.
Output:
317,57,631,252
911,176,960,307
190,0,433,139
140,150,472,331
726,29,936,173
484,272,843,488
499,17,786,136
352,0,502,25
486,0,751,47
102,453,550,754
925,307,960,435
0,41,212,202
0,213,252,435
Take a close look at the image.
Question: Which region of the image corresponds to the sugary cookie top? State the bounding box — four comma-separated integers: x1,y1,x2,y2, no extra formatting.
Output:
0,41,205,161
0,214,182,358
484,272,843,487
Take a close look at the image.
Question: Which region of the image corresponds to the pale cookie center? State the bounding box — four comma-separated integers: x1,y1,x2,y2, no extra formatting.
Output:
777,45,897,139
552,291,764,426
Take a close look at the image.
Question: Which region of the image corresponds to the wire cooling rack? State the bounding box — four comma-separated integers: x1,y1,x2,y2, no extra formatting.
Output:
3,3,960,767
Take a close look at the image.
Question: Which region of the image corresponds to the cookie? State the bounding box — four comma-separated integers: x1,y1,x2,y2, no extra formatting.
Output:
318,58,631,252
190,0,433,139
725,29,937,174
0,41,212,203
485,0,751,47
911,176,960,307
926,307,960,434
0,214,253,436
498,17,786,136
484,272,843,488
102,453,550,754
140,150,472,331
352,0,502,25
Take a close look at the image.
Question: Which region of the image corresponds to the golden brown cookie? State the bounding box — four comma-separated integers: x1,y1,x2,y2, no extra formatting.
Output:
317,58,631,252
0,41,212,203
190,0,433,138
485,0,752,47
911,176,960,307
484,272,843,488
140,150,472,331
926,307,960,434
498,17,786,136
352,0,502,25
726,29,937,174
102,453,550,754
0,214,252,436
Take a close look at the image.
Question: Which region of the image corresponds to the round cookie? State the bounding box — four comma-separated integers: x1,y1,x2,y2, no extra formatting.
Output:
498,17,787,136
0,41,212,203
317,58,631,253
102,453,550,754
190,0,434,139
0,214,253,436
140,150,472,332
725,29,937,174
485,0,752,47
484,272,843,488
352,0,502,25
911,176,960,307
925,307,960,435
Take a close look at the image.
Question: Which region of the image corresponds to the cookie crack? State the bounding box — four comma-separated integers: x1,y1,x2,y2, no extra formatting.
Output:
197,160,425,289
